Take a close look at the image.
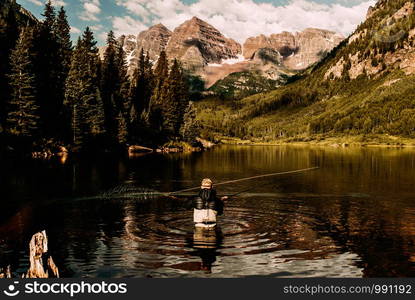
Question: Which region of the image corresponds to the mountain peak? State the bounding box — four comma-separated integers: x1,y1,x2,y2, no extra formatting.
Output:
179,16,220,32
190,16,204,23
185,16,216,29
165,16,241,69
149,23,170,32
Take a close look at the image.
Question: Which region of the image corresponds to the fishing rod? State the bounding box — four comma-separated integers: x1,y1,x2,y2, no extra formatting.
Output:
168,166,319,196
70,166,319,202
225,167,320,199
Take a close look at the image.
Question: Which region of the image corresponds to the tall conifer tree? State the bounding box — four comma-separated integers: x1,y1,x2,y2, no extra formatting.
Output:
81,27,105,144
64,38,85,147
161,59,189,138
117,111,128,145
116,44,130,113
129,48,154,141
0,7,19,133
7,27,40,139
33,0,60,136
101,31,121,144
146,50,168,132
180,101,200,143
101,30,131,145
55,7,72,104
65,28,105,150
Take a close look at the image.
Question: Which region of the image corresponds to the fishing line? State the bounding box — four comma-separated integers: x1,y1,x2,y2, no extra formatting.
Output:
70,167,319,202
168,166,319,196
226,180,279,199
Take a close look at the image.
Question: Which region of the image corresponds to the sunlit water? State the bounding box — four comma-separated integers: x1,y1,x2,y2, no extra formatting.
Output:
1,145,415,277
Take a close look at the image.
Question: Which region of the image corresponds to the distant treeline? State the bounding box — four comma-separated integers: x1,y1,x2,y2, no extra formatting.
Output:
0,1,199,154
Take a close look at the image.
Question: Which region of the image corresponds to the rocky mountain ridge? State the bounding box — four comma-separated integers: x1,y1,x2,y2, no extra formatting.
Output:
111,17,344,87
0,0,38,25
243,28,344,70
324,0,415,80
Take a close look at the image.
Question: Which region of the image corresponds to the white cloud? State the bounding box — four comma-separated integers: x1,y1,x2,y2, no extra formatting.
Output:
50,0,66,6
112,15,149,36
79,0,101,21
70,26,81,33
115,0,151,22
26,0,43,5
98,31,109,42
90,24,104,32
114,0,376,42
24,0,66,6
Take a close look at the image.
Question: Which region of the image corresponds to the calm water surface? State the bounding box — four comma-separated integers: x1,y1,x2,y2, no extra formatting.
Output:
1,145,415,277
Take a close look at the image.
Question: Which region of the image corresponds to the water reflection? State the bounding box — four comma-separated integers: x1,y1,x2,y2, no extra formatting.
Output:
190,227,223,273
0,145,415,277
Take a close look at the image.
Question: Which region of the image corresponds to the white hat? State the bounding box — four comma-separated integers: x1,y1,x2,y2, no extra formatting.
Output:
201,178,213,189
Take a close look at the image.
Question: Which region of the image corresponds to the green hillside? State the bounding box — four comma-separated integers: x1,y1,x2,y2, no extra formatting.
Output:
208,70,291,100
196,0,415,145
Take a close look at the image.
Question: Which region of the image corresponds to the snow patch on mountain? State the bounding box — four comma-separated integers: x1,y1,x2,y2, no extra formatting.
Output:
208,55,247,67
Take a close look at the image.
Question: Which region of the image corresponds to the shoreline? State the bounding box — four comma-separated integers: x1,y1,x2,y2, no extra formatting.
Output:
218,134,415,148
0,138,215,161
3,135,415,161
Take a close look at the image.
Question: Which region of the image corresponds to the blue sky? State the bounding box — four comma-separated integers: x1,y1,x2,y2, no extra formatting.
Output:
17,0,376,45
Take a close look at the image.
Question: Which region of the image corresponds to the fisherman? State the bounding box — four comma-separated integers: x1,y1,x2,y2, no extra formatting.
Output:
193,178,228,227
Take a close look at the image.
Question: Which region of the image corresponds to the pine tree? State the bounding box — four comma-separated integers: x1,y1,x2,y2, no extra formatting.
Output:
154,50,169,79
55,7,72,61
0,5,20,133
131,48,146,114
42,0,55,30
54,7,72,107
101,30,131,145
180,101,200,143
138,48,146,76
145,51,152,71
117,111,128,145
117,44,130,113
70,99,85,148
64,38,85,147
86,86,106,139
129,50,143,137
81,27,105,145
129,48,154,141
161,59,189,138
146,50,168,132
32,0,61,137
7,27,40,139
64,28,105,150
101,31,118,93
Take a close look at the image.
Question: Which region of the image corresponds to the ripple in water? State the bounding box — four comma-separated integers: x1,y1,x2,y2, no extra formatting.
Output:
121,200,363,278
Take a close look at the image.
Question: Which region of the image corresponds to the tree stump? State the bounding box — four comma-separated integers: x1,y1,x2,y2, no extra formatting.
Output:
0,266,11,278
24,230,59,278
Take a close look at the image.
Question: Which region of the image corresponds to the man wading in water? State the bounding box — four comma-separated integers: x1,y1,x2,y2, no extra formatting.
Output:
193,179,228,228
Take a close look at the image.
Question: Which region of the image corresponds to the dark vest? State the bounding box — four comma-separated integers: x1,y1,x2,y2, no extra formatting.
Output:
193,189,224,215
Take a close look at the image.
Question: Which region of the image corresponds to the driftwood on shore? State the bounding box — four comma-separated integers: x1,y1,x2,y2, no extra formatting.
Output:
196,138,215,149
128,145,154,154
32,146,68,160
1,230,60,278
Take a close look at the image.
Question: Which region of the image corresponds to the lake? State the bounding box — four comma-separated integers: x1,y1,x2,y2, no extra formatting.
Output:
1,145,415,277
